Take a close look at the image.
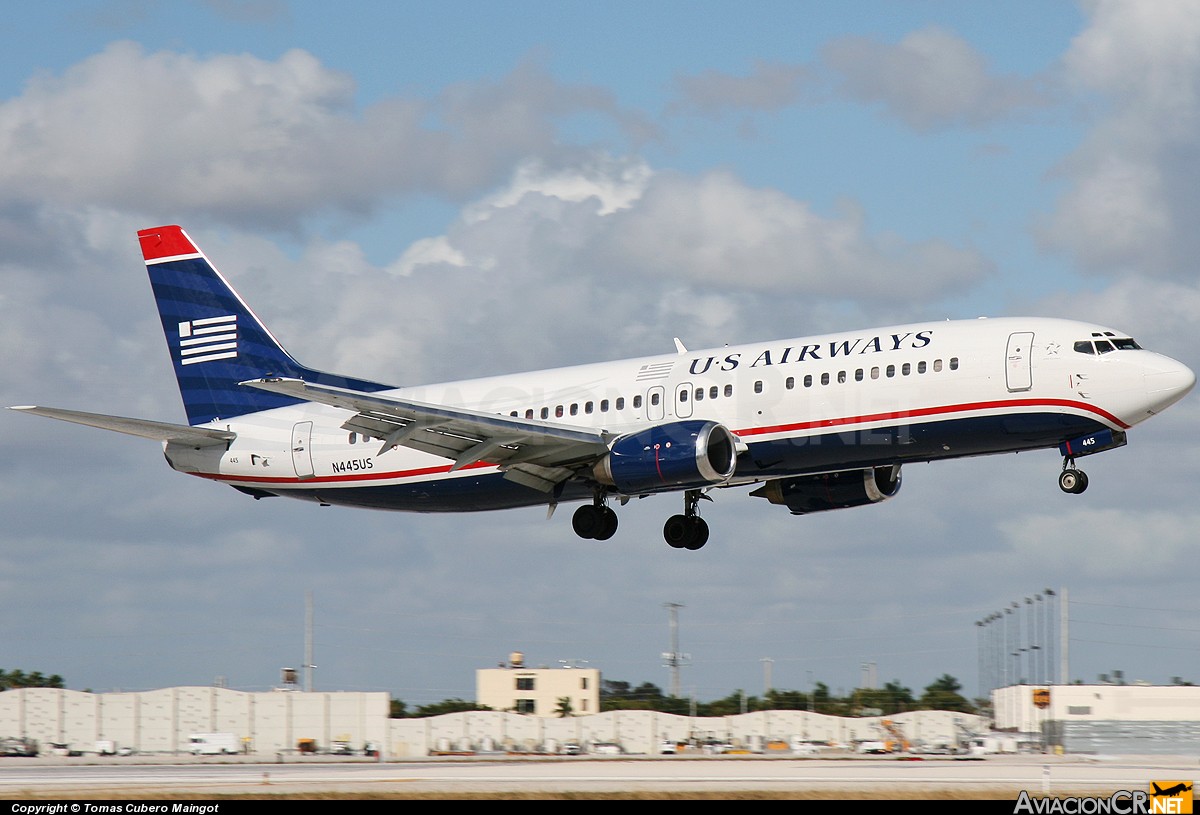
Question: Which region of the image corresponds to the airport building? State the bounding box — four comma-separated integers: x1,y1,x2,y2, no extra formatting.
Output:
475,651,600,717
0,685,984,757
993,683,1200,755
5,675,1200,757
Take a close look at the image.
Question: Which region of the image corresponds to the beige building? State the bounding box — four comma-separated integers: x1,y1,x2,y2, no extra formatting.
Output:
475,652,600,717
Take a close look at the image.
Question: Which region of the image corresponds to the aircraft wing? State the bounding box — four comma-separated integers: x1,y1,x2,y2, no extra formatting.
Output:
242,377,612,491
9,406,236,447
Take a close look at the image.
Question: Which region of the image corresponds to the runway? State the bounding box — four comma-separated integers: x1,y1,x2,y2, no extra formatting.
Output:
2,754,1197,799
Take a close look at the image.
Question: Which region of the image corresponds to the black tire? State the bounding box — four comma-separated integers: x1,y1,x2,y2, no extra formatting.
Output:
1073,470,1089,494
594,507,619,540
663,515,692,548
684,518,709,550
572,505,601,538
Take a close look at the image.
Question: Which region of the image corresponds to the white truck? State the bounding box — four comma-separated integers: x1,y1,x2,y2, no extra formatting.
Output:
187,732,240,755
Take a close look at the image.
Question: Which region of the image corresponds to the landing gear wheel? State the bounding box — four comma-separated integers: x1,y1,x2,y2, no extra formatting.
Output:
594,506,619,540
1058,468,1088,494
663,515,710,550
664,515,691,548
572,505,602,538
573,502,619,539
664,489,713,550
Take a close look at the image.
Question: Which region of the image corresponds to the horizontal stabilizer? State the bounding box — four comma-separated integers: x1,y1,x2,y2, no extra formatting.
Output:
9,406,235,448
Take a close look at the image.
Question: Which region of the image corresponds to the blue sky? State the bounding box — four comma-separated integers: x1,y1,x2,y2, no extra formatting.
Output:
2,0,1199,706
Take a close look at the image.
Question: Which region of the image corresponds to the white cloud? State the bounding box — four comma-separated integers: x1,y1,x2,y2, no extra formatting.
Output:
254,157,993,383
1040,0,1200,278
670,61,814,117
822,26,1049,131
0,44,645,231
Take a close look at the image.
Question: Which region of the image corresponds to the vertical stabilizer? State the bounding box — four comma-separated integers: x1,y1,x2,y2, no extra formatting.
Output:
138,225,392,426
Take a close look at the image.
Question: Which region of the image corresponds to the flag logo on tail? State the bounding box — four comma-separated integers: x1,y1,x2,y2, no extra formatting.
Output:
178,315,238,365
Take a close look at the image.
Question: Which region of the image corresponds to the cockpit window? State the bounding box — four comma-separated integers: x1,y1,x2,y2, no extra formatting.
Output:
1074,337,1142,354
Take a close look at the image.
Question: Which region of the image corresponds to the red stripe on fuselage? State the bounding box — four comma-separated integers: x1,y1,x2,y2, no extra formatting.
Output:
735,397,1129,439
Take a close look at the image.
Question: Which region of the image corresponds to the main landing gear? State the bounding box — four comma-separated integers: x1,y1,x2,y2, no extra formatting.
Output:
1058,457,1089,494
663,489,710,550
572,494,619,540
571,489,712,550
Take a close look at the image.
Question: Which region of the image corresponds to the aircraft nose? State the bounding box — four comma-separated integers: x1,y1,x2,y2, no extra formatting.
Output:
1145,356,1196,413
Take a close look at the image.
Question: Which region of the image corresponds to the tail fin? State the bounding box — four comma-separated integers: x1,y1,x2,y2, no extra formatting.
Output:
138,225,394,426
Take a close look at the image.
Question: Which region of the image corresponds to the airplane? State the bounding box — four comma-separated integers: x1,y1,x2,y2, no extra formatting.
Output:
10,225,1196,550
1151,782,1193,797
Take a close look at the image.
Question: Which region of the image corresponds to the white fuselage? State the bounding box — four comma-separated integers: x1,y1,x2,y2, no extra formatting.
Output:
164,316,1194,512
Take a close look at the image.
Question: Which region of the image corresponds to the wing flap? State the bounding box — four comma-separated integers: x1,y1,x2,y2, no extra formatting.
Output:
9,406,235,448
502,463,575,492
242,377,611,470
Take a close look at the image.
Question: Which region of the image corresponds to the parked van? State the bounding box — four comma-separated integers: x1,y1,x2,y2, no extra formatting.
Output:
188,732,240,755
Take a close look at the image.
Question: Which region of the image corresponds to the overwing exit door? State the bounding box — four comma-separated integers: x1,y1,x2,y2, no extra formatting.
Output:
1006,332,1034,392
291,421,315,479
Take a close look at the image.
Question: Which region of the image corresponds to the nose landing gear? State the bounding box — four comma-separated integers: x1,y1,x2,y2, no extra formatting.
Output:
1058,458,1089,494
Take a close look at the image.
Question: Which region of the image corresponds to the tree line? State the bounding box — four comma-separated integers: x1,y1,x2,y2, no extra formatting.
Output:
0,668,976,718
387,674,979,718
0,669,65,690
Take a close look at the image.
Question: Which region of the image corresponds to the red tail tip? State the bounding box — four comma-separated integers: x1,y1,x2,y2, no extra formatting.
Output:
137,225,197,261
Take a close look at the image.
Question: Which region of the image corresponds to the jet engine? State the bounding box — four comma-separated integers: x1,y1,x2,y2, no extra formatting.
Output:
749,465,902,515
593,420,738,495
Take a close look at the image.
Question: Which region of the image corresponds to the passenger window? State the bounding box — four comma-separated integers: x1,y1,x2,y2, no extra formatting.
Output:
349,433,357,444
710,386,718,399
785,376,795,389
804,374,813,388
886,365,896,378
723,384,733,397
855,369,864,382
933,360,943,372
754,380,764,393
871,367,880,380
917,361,927,374
540,407,549,419
555,405,564,418
837,370,846,384
820,372,830,386
509,411,517,418
570,403,579,415
694,387,703,401
585,401,594,414
679,390,688,403
616,397,625,410
600,399,609,412
525,409,534,419
902,363,911,376
632,396,640,409
650,393,660,406
949,357,959,370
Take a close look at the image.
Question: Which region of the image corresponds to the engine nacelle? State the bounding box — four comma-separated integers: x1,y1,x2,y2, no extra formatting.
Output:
593,420,738,495
750,466,902,515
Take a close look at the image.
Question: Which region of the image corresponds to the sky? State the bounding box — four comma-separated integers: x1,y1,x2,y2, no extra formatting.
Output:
2,0,1200,707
